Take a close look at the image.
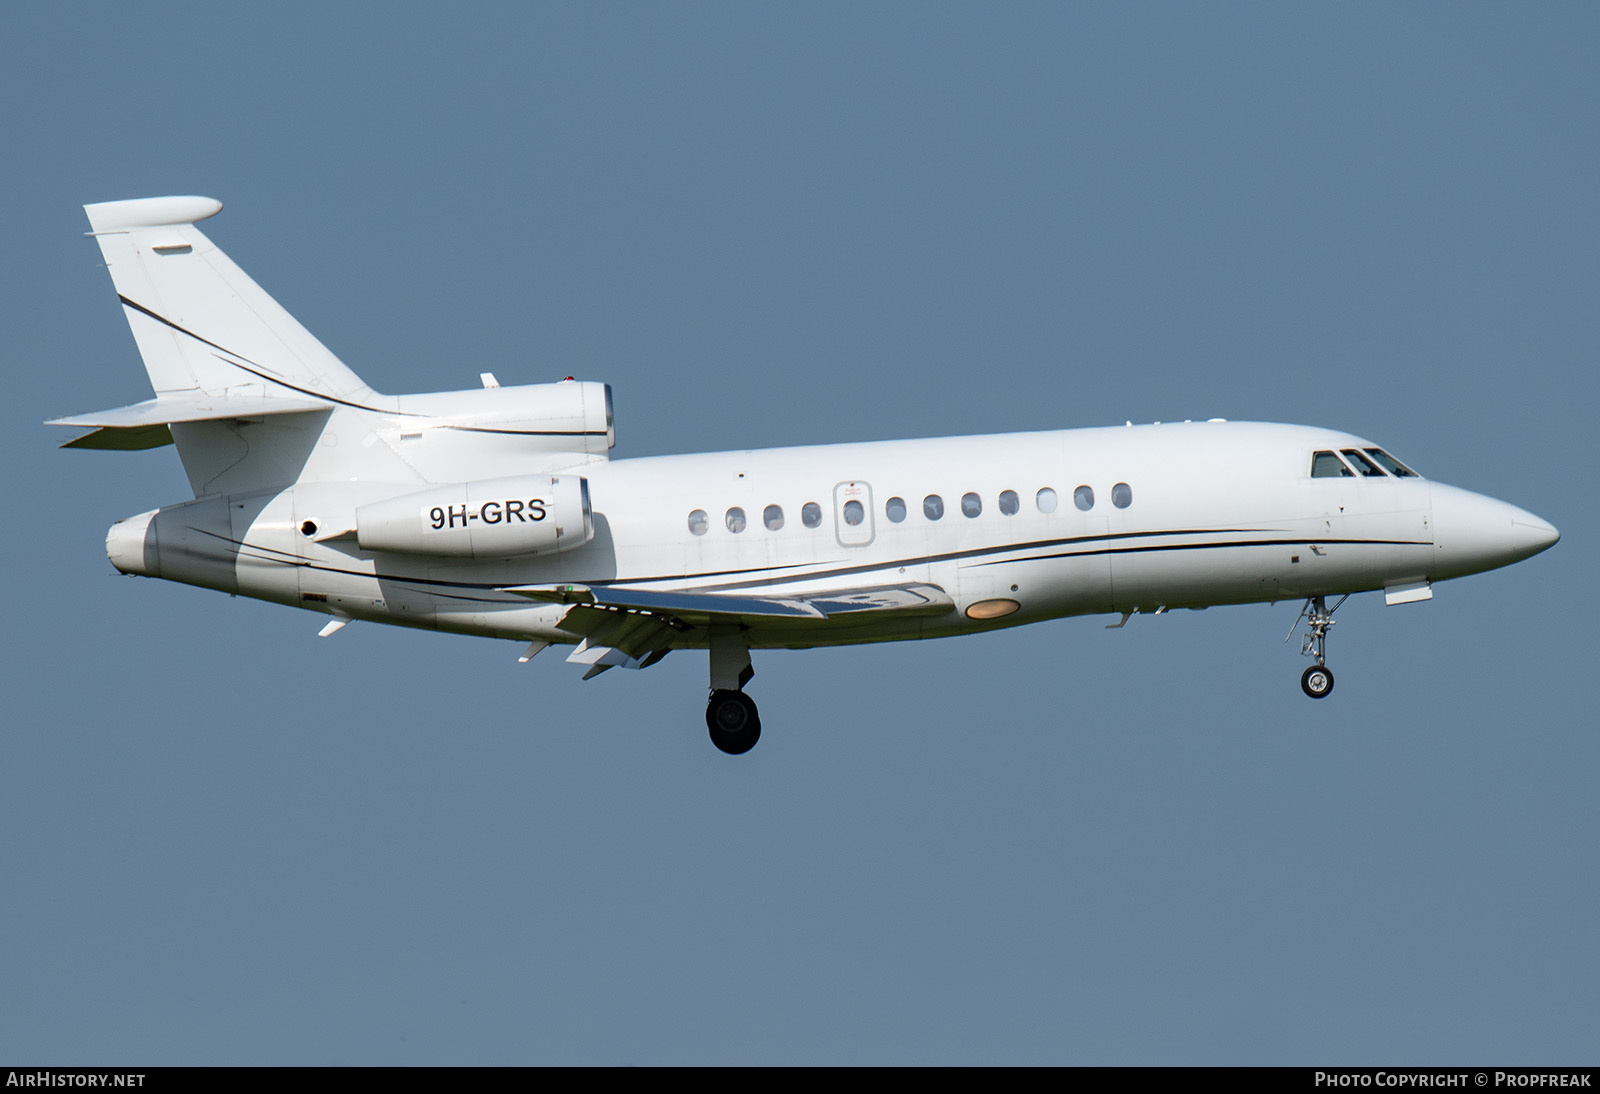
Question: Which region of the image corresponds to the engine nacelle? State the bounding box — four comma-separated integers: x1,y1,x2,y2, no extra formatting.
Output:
355,474,593,558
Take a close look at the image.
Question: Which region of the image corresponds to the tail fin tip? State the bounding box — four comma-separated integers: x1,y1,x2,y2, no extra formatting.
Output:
85,196,223,234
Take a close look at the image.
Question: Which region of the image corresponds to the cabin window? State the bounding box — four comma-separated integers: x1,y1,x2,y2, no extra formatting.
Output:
801,502,823,528
886,496,907,523
687,509,709,536
1074,485,1094,511
843,500,865,526
924,494,945,520
1341,449,1386,477
763,504,785,531
961,492,982,518
998,490,1019,516
1036,487,1057,514
1365,448,1419,477
725,507,747,533
1311,451,1354,478
1112,482,1132,508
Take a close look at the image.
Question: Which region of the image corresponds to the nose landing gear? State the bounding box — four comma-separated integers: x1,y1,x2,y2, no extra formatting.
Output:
1288,594,1347,699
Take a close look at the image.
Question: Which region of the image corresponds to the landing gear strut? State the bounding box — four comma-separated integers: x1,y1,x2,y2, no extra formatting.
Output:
706,624,760,754
1288,594,1347,699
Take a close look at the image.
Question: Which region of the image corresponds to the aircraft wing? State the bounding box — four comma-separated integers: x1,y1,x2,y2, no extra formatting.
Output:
551,602,686,679
510,581,953,620
508,581,954,678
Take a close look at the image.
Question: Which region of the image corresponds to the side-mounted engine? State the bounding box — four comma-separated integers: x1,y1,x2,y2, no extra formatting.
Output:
354,474,594,558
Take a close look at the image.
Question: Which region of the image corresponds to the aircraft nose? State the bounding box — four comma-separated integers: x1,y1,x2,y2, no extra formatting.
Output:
1430,483,1559,580
1510,511,1560,555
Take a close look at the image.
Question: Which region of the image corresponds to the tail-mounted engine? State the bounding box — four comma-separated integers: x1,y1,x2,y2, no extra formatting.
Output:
355,474,594,558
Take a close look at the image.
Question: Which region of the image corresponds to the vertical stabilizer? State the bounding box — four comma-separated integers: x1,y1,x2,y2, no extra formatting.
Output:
84,197,376,401
68,197,605,498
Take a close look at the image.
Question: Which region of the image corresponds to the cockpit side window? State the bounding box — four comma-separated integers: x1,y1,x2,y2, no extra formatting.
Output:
1365,448,1419,477
1311,451,1354,478
1341,449,1387,477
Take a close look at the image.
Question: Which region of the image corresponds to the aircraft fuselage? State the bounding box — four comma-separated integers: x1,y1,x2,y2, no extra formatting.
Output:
106,418,1555,652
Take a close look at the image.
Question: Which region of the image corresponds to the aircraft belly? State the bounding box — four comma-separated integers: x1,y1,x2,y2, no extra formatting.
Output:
1106,506,1434,610
434,601,569,640
1112,543,1299,611
228,491,301,607
421,557,585,639
959,550,1112,627
1281,503,1431,598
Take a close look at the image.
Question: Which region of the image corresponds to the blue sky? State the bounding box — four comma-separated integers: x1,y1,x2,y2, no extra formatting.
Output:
3,3,1595,1064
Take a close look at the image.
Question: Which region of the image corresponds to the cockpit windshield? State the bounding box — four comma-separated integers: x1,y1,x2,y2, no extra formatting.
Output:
1363,448,1419,477
1310,447,1423,479
1341,449,1386,477
1311,451,1353,478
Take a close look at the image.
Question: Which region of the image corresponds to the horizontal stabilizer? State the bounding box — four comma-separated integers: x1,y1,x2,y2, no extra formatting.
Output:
49,394,332,430
48,394,331,450
59,424,173,451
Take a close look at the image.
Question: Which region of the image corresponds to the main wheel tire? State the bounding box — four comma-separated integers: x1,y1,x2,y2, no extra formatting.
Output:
1301,664,1335,699
706,689,762,754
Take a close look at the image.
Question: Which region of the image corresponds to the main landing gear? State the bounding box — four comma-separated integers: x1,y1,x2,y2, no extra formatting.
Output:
1288,594,1347,700
707,689,761,755
706,625,760,754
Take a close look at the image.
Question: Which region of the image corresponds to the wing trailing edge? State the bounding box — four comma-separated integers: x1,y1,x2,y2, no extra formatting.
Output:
511,581,953,679
510,581,954,623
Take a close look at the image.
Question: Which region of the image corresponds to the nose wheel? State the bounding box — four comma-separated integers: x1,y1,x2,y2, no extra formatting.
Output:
1301,664,1335,699
1287,594,1346,699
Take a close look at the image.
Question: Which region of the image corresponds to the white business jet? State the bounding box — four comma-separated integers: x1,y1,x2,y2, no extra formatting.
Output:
53,196,1559,754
